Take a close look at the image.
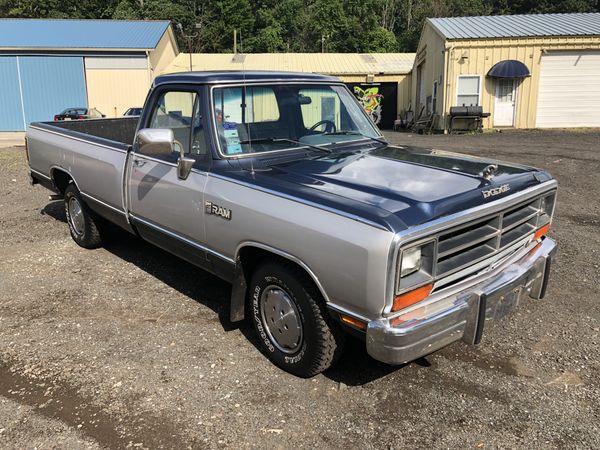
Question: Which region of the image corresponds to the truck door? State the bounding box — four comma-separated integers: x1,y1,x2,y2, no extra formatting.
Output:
127,86,213,270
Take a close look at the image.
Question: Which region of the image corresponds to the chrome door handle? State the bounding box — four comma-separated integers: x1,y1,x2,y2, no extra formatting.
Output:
132,158,146,167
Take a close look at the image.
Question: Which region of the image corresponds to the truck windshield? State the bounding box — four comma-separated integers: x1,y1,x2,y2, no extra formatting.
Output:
212,83,382,156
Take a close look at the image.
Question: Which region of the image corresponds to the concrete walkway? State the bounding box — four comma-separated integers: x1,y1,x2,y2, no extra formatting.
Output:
0,132,26,147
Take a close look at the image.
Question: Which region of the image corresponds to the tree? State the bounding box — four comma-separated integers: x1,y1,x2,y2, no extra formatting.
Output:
0,0,598,53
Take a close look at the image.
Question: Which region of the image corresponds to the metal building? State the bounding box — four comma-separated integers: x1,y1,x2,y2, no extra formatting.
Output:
413,13,600,130
162,53,415,129
0,19,178,131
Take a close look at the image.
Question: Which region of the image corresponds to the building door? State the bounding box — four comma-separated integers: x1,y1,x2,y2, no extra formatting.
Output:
536,51,600,128
494,78,516,127
19,56,87,125
0,57,25,131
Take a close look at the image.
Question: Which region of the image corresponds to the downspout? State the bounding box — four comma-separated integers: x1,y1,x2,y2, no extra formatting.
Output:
442,45,453,133
145,50,152,84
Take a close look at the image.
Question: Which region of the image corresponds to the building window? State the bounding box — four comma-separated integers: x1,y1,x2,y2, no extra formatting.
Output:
432,80,438,112
456,75,480,106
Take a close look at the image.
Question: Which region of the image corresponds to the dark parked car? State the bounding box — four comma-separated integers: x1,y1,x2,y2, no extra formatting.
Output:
54,107,105,121
123,107,143,117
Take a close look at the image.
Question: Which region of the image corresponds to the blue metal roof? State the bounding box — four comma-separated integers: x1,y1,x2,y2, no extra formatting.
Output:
429,13,600,40
0,19,171,49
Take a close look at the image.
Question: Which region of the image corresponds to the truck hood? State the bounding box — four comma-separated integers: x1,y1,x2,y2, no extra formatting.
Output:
231,144,552,232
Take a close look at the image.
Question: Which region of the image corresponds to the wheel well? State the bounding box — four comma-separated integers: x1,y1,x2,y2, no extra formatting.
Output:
51,169,73,194
237,246,327,302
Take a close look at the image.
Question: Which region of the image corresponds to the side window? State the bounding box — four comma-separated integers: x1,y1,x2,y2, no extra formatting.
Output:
147,90,197,158
456,76,480,106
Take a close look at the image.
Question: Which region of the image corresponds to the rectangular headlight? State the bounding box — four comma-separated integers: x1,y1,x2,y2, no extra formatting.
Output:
396,241,435,294
538,192,556,227
400,246,421,277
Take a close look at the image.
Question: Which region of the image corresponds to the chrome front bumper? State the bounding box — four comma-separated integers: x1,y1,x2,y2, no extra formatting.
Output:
366,237,556,365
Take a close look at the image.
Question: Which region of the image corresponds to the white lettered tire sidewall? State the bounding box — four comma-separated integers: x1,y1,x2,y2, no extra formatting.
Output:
249,261,344,377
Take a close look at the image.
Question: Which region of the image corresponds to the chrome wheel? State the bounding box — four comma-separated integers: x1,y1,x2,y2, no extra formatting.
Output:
259,285,303,354
68,196,85,236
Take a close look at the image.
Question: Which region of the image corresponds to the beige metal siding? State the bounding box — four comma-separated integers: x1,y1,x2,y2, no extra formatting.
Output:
149,28,178,78
85,58,150,117
163,52,415,76
412,24,447,127
162,53,415,115
445,36,600,129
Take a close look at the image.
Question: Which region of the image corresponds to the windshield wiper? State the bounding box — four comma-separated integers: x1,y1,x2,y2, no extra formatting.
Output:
237,137,332,154
323,130,388,146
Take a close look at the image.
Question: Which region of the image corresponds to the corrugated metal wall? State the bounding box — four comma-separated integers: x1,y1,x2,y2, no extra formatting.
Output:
85,57,149,117
415,22,600,129
0,56,87,131
19,56,87,125
0,57,25,131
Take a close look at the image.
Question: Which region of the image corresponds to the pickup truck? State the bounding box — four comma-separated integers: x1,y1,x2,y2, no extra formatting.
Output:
27,71,557,377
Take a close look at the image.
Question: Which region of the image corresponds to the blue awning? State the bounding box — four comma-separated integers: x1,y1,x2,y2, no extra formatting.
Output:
487,60,530,78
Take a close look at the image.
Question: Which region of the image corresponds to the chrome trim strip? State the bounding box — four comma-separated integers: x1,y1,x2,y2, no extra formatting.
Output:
383,180,558,313
208,172,390,232
80,192,126,215
234,241,332,304
208,81,384,160
131,152,178,167
29,167,51,180
28,125,128,153
129,152,211,175
129,213,236,265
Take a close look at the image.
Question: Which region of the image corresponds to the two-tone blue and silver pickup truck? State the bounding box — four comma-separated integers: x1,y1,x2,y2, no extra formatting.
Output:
27,71,557,377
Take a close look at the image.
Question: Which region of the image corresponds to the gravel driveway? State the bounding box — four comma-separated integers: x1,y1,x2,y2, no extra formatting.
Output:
0,129,598,448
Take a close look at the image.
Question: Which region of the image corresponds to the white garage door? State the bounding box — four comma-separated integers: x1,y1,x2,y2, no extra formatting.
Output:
536,51,600,128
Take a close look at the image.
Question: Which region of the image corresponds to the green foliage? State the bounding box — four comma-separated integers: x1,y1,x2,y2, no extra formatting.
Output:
0,0,598,52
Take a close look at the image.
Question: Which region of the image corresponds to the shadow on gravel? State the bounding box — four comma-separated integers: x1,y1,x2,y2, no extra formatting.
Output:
41,199,65,220
41,200,237,332
323,337,431,386
41,200,428,384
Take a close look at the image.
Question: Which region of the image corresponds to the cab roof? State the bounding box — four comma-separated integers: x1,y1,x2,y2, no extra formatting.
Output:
153,70,341,86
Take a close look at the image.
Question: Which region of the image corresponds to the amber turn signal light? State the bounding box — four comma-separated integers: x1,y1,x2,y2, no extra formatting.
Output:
392,283,433,312
340,314,367,330
533,223,550,240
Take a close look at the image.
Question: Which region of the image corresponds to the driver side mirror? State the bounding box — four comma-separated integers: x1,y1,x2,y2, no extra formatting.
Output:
136,128,174,156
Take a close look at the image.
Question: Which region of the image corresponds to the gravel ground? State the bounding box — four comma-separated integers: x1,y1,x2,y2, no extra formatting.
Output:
0,129,599,449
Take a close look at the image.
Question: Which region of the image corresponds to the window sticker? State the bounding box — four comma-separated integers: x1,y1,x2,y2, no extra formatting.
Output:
222,122,242,154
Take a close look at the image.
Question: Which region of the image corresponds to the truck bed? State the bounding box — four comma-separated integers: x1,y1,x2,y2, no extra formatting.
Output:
27,117,139,231
45,117,139,146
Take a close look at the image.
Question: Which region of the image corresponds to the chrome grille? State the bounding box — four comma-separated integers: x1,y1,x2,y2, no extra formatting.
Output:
434,197,543,279
393,187,557,300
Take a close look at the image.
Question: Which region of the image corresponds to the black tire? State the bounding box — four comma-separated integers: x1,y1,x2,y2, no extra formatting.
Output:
248,260,345,377
64,183,103,249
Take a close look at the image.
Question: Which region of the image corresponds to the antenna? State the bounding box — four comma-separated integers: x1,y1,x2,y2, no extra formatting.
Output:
239,30,254,175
